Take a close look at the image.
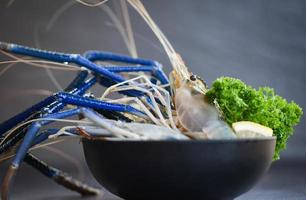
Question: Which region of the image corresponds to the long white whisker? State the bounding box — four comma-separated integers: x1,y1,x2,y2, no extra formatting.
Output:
34,25,63,91
42,145,86,181
0,52,81,71
101,75,172,128
1,89,54,100
127,0,190,80
46,0,133,59
120,0,137,58
46,0,77,31
0,59,80,71
99,4,132,55
76,0,109,7
0,118,93,146
0,62,15,77
106,96,162,125
112,85,169,127
6,0,15,7
0,138,66,163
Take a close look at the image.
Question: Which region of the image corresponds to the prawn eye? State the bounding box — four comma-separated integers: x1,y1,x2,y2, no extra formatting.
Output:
196,75,207,87
190,75,197,81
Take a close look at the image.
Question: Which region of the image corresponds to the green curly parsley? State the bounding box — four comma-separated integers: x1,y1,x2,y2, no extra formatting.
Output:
206,77,303,160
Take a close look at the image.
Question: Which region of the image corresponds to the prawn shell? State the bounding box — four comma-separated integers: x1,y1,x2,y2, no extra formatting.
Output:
175,85,218,132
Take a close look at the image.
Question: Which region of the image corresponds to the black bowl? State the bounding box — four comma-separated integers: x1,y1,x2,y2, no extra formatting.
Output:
83,138,276,200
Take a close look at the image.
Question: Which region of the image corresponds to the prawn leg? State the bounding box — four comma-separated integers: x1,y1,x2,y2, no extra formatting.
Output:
0,76,96,154
64,70,89,92
24,153,100,196
0,77,97,136
84,50,169,84
0,42,169,85
0,42,126,83
1,109,80,200
0,41,167,99
0,90,145,136
1,106,145,200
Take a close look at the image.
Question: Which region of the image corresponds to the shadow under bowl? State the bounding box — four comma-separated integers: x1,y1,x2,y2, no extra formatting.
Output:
82,137,276,200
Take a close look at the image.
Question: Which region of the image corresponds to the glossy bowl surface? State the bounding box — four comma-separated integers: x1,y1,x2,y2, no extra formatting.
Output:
83,138,276,200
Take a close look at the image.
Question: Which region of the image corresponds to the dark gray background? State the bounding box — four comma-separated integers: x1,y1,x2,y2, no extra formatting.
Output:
0,0,306,199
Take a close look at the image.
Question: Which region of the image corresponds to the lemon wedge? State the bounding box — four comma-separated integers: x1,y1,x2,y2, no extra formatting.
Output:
232,121,273,138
